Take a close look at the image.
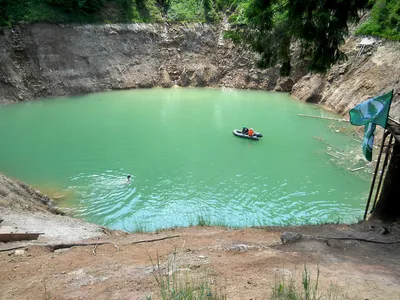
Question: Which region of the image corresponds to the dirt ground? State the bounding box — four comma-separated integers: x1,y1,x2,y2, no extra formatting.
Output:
1,208,400,300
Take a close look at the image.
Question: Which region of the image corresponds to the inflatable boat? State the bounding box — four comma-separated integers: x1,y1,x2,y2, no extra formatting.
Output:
232,129,263,140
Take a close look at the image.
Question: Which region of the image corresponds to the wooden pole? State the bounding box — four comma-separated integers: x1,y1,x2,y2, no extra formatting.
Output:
371,134,394,212
363,130,389,220
297,114,349,122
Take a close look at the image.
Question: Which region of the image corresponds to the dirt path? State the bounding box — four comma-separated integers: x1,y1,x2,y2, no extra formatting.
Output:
1,218,400,300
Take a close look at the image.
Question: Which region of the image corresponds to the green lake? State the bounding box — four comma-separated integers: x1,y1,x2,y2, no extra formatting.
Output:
0,88,371,231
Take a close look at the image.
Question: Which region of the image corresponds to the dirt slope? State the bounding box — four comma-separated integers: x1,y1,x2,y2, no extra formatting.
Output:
0,23,290,104
1,207,400,299
291,37,400,121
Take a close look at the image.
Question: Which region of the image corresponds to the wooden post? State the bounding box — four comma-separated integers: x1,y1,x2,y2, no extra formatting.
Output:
371,134,394,212
372,141,400,221
363,130,389,220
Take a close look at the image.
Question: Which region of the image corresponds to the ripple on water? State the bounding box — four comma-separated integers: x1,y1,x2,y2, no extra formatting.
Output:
0,88,370,231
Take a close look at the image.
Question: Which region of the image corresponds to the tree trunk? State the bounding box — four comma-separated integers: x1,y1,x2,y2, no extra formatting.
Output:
372,142,400,221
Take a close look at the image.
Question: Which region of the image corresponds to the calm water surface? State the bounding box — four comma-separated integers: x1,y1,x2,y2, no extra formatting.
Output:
0,88,370,231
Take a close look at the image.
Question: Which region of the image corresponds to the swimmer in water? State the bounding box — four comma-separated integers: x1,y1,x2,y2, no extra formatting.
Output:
127,175,131,183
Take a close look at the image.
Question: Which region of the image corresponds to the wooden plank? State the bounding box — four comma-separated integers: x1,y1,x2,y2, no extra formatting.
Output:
0,233,44,242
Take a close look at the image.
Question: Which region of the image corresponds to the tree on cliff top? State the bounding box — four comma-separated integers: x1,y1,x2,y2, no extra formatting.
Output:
356,0,400,41
226,0,369,75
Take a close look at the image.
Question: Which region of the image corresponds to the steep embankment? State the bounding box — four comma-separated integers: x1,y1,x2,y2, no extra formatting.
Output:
0,173,105,245
1,23,399,121
291,37,400,121
0,23,300,104
0,173,61,214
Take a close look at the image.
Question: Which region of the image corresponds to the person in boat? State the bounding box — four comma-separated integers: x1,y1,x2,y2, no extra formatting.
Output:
248,128,254,136
242,126,249,134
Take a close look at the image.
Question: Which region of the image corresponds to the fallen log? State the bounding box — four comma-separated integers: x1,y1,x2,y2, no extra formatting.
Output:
0,235,181,253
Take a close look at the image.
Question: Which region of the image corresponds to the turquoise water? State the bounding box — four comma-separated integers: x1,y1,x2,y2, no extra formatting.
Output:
0,88,370,231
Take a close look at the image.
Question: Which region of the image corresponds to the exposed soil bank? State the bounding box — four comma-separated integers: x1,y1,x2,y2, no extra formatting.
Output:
0,23,300,104
1,220,400,300
0,173,105,245
292,37,400,121
1,24,399,123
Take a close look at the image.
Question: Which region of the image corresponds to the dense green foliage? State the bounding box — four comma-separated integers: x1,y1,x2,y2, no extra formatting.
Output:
0,0,132,25
0,0,223,26
226,0,370,74
45,0,106,13
0,0,398,74
356,0,400,40
224,0,399,74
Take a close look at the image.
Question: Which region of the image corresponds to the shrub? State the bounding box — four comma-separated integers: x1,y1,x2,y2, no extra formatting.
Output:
356,0,400,41
45,0,105,13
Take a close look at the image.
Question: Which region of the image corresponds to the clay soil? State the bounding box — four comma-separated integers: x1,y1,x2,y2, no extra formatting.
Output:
1,213,400,300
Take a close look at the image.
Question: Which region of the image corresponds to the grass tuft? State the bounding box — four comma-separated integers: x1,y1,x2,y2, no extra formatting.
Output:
148,248,226,300
271,265,347,300
196,215,210,227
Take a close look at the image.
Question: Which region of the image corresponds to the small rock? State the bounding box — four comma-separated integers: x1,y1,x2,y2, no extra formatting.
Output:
379,227,389,235
229,244,249,252
14,249,25,256
190,265,201,270
55,248,70,254
280,232,303,244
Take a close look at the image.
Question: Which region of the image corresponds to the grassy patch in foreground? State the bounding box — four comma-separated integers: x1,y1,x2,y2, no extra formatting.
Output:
272,266,347,300
148,250,226,300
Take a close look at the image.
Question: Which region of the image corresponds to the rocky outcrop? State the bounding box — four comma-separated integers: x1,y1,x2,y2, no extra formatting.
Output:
0,173,63,214
274,77,295,92
0,23,297,104
291,37,400,121
1,23,399,122
159,66,173,88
